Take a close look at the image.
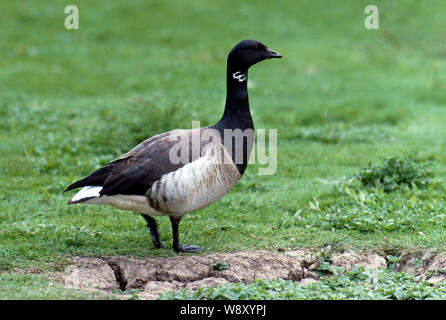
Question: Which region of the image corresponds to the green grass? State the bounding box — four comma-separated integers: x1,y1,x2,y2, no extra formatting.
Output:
1,0,446,298
159,266,446,300
0,273,115,299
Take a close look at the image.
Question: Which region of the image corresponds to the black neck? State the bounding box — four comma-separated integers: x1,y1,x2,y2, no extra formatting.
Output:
212,62,254,175
215,64,253,132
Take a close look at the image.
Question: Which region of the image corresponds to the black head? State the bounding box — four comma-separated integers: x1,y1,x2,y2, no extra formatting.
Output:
228,40,282,70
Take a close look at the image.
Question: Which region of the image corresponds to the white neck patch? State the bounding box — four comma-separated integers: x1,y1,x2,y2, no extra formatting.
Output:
232,71,247,82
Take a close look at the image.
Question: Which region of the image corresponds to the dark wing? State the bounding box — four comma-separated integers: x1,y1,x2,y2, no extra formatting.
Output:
99,133,188,196
64,163,116,192
65,128,210,196
64,130,181,194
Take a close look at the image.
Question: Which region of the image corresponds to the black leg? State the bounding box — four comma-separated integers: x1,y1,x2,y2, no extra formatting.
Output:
170,216,204,253
141,215,165,249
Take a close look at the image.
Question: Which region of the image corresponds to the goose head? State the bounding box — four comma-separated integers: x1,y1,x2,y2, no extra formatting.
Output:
227,39,282,70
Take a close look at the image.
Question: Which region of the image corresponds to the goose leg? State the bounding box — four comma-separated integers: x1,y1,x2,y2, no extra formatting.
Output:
170,216,204,253
141,215,165,249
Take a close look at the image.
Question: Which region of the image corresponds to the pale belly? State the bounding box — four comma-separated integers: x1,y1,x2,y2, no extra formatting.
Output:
84,194,164,216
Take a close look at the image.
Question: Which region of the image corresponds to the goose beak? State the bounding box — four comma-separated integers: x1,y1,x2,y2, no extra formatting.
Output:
266,47,282,59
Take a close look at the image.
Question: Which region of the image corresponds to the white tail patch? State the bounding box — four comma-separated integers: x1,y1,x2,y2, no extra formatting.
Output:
69,186,102,203
68,186,160,215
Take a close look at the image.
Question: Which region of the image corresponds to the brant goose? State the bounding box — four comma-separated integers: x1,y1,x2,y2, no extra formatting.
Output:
65,40,282,252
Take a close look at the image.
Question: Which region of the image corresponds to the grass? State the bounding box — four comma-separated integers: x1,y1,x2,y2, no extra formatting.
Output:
159,266,446,300
0,273,115,300
1,0,446,298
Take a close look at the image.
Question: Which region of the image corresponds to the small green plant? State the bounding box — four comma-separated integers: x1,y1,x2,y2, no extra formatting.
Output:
356,154,433,192
319,245,333,261
292,155,444,233
300,246,346,278
212,262,229,271
386,255,400,271
297,185,446,232
314,245,343,277
315,261,345,277
111,288,141,300
413,258,422,268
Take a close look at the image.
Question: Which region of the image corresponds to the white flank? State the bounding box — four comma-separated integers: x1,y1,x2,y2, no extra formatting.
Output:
149,142,241,214
90,194,161,216
70,186,102,203
70,186,160,216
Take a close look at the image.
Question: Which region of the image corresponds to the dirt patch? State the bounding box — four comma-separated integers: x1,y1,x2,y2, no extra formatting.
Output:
56,249,446,299
332,250,386,270
64,258,118,291
59,249,411,299
395,250,436,276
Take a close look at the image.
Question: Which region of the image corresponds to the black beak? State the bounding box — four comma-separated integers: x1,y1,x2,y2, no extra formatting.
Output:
266,47,282,59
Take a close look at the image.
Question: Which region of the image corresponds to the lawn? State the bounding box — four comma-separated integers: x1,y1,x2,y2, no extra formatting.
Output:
1,0,446,299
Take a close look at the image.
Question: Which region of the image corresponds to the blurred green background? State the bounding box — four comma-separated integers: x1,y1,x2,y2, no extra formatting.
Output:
1,0,446,298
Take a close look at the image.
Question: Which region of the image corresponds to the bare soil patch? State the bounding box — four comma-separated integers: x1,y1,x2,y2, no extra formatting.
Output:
55,249,446,299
